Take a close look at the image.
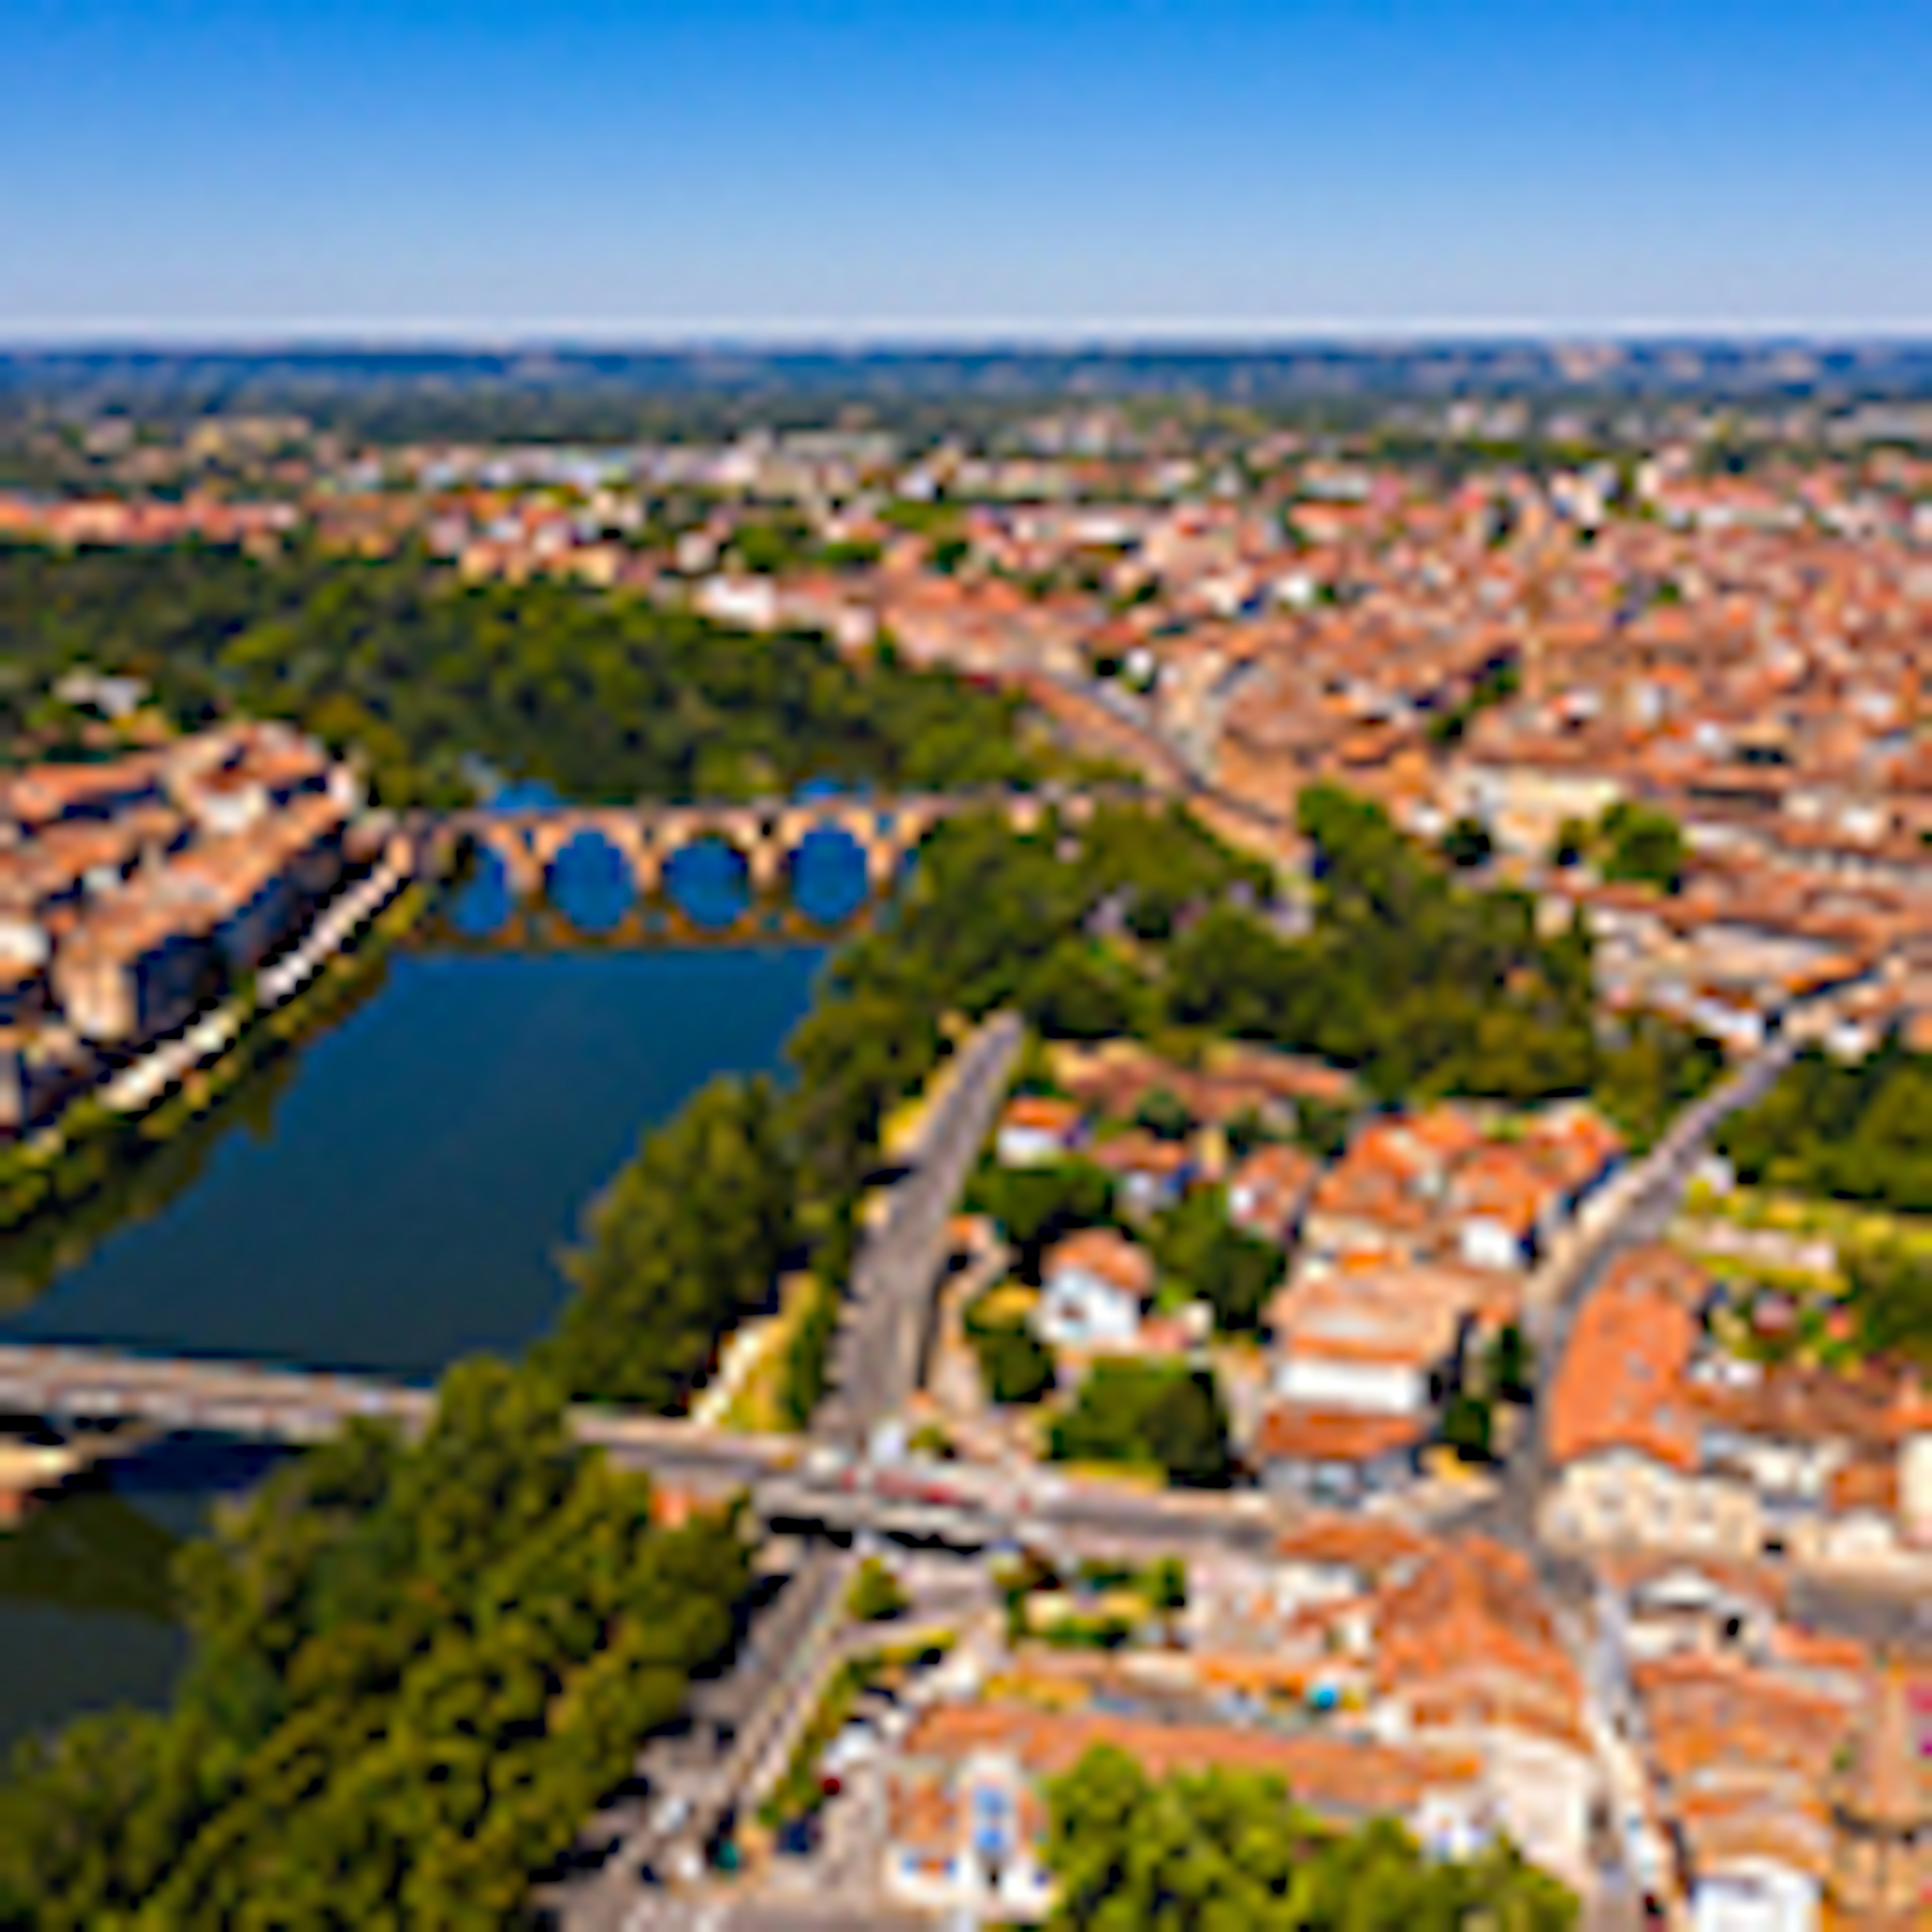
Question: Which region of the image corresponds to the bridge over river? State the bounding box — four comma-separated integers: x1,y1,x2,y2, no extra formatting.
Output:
436,781,1143,901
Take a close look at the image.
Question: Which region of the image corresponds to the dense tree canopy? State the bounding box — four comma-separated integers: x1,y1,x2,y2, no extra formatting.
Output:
1044,1746,1577,1931
0,1359,750,1929
538,1076,798,1410
1147,1186,1283,1334
1718,1041,1932,1215
1051,1361,1233,1487
1163,785,1718,1135
0,545,1035,805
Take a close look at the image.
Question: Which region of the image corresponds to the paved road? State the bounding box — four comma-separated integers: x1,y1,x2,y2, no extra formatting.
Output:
554,1015,1023,1930
817,1012,1025,1454
1458,1027,1800,1564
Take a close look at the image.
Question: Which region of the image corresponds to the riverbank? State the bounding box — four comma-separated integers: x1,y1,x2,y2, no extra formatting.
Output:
0,860,427,1252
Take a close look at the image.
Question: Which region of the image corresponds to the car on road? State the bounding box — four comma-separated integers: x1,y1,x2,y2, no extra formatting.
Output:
651,1793,693,1836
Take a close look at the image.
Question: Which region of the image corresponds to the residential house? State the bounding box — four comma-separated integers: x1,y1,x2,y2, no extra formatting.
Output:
1088,1129,1191,1216
1226,1141,1318,1246
994,1095,1086,1168
1367,1538,1600,1893
1036,1229,1155,1349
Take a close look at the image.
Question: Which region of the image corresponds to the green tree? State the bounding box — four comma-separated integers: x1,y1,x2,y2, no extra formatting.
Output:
847,1557,909,1624
1052,1361,1233,1487
1147,1187,1282,1334
1042,1746,1577,1931
973,1321,1058,1405
1442,1389,1494,1463
1598,800,1685,893
1440,815,1494,869
538,1076,797,1410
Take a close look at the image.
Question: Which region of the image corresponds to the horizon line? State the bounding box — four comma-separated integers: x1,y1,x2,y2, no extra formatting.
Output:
5,319,1932,354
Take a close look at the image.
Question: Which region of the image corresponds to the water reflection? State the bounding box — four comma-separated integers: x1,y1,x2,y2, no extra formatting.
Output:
0,1436,287,1747
444,823,881,941
665,835,751,929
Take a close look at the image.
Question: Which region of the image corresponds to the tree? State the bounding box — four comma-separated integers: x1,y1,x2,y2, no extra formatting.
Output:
1598,800,1685,894
1042,1746,1577,1931
1551,816,1590,868
967,1161,1117,1284
847,1558,909,1624
973,1322,1058,1405
1024,940,1148,1041
1490,1322,1533,1403
1052,1361,1233,1487
1442,1389,1494,1463
1440,815,1494,870
538,1076,797,1410
0,1362,752,1924
1147,1187,1282,1334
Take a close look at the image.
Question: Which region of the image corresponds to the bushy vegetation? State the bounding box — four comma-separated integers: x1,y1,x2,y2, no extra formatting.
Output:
1044,1746,1577,1931
0,545,1035,804
537,1076,798,1411
1146,1185,1283,1334
1715,1042,1932,1365
0,1360,750,1928
1719,1041,1932,1215
1051,1360,1233,1487
962,1290,1059,1406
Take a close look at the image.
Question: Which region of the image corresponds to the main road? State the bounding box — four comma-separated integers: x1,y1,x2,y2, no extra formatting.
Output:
548,1013,1023,1931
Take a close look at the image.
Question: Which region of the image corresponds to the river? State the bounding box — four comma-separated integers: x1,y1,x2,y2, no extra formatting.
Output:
0,829,869,1748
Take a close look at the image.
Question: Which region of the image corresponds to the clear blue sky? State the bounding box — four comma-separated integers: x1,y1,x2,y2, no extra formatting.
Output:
4,0,1928,339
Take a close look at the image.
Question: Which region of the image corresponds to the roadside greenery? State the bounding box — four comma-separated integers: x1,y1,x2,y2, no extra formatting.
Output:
1043,1746,1577,1931
963,1289,1059,1406
1051,1360,1233,1488
0,1359,750,1928
1718,1041,1932,1216
0,545,1036,804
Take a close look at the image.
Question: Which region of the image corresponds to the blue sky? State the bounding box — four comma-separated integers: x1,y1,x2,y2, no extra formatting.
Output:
3,0,1928,339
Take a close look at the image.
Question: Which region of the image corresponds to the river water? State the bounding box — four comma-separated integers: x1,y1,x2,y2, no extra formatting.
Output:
0,830,868,1748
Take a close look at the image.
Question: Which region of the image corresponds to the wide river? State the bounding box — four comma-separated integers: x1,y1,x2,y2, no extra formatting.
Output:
0,834,862,1747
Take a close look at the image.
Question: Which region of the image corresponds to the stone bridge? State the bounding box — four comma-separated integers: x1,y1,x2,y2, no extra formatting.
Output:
438,784,1126,902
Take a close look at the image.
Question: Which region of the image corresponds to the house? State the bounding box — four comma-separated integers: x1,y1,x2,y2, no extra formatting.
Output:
50,897,221,1046
1252,1403,1428,1504
995,1095,1086,1168
1541,1246,1761,1557
1367,1538,1599,1892
1088,1129,1191,1216
1226,1141,1318,1246
1448,1142,1557,1270
1269,1260,1510,1414
1037,1228,1154,1348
